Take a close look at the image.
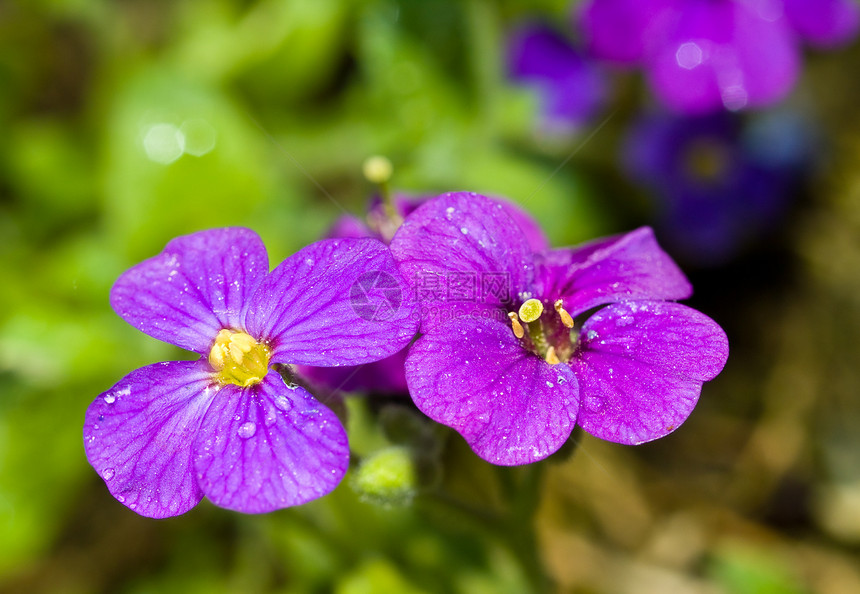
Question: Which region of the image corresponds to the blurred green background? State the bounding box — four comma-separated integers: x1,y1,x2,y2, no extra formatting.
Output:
2,0,860,592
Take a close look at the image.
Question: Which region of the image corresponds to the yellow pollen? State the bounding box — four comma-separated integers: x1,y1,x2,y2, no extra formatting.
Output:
362,155,393,184
545,346,560,365
508,312,525,339
518,298,544,323
554,299,575,328
208,329,271,387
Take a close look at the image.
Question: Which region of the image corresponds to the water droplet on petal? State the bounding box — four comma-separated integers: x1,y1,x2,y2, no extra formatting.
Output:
237,421,257,439
103,393,116,404
615,316,633,327
274,396,293,412
460,227,469,235
103,468,115,480
546,381,554,388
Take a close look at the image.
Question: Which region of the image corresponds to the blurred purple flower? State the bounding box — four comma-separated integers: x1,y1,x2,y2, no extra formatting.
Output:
784,0,860,48
390,193,728,465
84,227,417,517
579,0,858,113
300,194,550,395
624,109,811,264
507,22,607,132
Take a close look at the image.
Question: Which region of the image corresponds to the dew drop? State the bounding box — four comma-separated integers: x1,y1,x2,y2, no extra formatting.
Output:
615,316,634,327
237,421,257,439
460,227,469,235
546,381,554,388
103,468,115,480
103,393,116,404
274,396,293,412
586,330,598,340
585,396,604,412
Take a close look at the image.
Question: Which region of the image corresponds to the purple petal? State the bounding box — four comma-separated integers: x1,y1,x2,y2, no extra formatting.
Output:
784,0,860,48
579,0,676,64
193,372,348,513
535,227,692,317
571,300,728,444
111,228,269,354
245,238,418,367
405,318,579,465
298,347,410,395
390,192,536,332
326,215,374,239
83,360,216,518
645,1,799,113
507,22,606,131
499,199,551,253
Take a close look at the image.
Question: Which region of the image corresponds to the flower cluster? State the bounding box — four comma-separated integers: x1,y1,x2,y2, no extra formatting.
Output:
579,0,859,113
85,193,727,516
84,228,418,517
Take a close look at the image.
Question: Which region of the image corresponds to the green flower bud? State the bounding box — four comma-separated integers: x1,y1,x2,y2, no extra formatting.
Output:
351,446,417,507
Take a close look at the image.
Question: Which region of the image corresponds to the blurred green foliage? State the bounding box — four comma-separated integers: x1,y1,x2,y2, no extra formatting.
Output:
2,0,860,592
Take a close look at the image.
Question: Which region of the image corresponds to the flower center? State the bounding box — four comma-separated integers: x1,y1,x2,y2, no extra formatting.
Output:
684,138,730,183
508,298,576,365
208,329,271,387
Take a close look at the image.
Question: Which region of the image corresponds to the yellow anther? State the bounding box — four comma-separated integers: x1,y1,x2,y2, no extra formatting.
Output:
554,299,575,329
518,298,544,323
231,333,256,352
362,155,393,184
508,312,525,339
208,329,271,387
228,342,245,362
545,346,560,365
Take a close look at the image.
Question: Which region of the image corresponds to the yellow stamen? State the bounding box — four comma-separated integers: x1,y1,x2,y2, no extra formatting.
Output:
518,298,544,323
545,346,560,365
362,155,393,184
208,329,271,387
554,299,575,328
508,312,525,339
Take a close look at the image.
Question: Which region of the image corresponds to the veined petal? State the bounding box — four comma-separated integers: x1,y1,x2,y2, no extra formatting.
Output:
405,318,579,465
193,372,348,513
535,227,691,317
83,360,217,518
111,228,269,354
245,238,418,366
390,192,537,332
572,301,728,444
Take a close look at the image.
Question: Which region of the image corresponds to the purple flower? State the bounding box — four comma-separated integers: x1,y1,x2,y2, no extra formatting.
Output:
390,193,728,465
299,194,550,395
506,22,607,132
578,0,860,113
84,228,418,517
624,109,810,264
783,0,860,48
